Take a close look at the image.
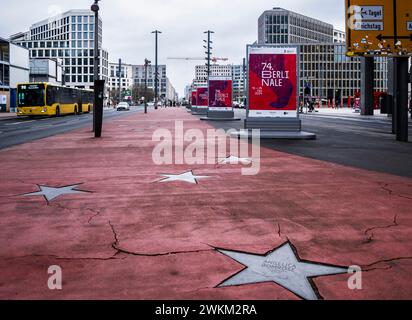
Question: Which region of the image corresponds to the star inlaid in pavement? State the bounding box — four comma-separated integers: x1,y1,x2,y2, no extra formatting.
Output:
218,155,252,165
216,242,348,300
23,184,90,203
159,171,210,184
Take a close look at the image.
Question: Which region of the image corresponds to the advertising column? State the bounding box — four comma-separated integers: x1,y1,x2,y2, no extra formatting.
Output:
202,76,240,121
248,46,298,118
193,86,208,115
237,45,315,139
190,89,198,113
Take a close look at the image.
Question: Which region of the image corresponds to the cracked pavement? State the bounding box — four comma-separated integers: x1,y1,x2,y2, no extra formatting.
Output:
0,108,412,299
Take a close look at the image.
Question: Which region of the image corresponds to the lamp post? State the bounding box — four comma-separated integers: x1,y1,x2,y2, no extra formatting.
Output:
204,31,214,79
91,0,103,138
152,30,161,110
144,58,151,114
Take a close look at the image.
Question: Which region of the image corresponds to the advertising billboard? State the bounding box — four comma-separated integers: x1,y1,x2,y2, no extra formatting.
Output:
196,87,209,109
191,90,198,107
248,46,298,118
208,77,233,111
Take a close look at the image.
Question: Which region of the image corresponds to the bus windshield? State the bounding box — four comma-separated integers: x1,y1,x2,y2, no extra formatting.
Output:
18,84,45,107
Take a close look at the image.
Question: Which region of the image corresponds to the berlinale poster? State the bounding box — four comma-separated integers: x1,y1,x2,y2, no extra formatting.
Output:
191,90,198,107
248,47,297,118
196,87,209,109
208,77,233,111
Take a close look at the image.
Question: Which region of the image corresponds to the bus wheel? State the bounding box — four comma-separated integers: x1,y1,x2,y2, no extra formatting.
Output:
56,107,61,117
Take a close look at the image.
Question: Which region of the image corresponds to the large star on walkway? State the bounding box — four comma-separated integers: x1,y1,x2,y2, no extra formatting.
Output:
23,184,90,203
216,242,348,300
218,155,252,165
159,171,210,184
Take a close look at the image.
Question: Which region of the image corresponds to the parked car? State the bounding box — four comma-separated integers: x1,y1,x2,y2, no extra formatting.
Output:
117,102,130,111
233,101,240,109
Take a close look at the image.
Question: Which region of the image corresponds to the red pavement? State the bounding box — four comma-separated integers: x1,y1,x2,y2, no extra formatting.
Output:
0,108,411,300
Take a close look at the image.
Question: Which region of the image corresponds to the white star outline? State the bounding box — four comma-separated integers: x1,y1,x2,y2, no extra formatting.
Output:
215,241,349,300
22,184,91,203
218,155,253,165
159,171,211,184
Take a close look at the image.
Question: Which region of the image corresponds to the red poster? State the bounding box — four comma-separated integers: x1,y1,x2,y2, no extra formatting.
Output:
197,87,208,109
191,90,198,107
248,47,297,118
209,77,233,111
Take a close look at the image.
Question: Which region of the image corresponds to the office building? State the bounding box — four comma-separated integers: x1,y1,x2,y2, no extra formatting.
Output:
193,64,232,88
232,64,246,103
258,7,333,45
109,62,134,91
10,9,109,90
257,7,388,100
133,64,178,102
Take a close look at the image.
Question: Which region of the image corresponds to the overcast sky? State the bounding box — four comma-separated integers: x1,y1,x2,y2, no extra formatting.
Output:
1,0,346,96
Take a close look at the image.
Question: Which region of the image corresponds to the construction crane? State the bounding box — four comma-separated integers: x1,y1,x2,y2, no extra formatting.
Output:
167,57,229,64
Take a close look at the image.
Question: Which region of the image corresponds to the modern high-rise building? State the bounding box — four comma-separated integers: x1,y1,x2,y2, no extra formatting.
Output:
257,7,388,101
9,9,109,90
258,7,333,45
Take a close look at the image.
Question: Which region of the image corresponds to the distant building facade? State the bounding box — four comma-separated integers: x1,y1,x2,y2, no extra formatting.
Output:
10,9,109,90
258,7,333,45
0,37,29,112
109,62,134,91
29,58,63,85
133,64,178,102
193,64,233,88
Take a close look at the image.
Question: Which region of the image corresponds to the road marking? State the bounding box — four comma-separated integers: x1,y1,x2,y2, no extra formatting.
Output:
5,120,35,126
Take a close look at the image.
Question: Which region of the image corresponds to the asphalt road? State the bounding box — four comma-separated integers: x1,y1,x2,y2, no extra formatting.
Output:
203,109,412,178
0,106,145,150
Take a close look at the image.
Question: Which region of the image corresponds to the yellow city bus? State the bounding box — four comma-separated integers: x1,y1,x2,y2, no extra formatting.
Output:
17,82,93,117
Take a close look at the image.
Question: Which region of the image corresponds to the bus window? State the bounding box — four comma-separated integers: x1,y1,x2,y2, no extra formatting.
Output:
46,86,58,106
17,84,45,107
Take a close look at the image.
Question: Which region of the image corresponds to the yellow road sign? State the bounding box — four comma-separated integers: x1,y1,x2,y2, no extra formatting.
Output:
345,0,412,56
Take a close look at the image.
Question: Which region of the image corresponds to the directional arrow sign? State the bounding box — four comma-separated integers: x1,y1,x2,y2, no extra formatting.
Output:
377,34,412,41
346,0,412,55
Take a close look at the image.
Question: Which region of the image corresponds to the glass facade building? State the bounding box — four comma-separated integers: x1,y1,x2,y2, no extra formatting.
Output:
10,9,109,90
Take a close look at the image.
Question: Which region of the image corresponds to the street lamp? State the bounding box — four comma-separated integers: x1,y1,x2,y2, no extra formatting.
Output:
144,58,151,114
203,30,214,81
91,0,103,138
152,30,162,110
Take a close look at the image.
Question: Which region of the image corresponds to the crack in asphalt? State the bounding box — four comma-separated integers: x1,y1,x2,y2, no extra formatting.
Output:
276,221,282,238
381,183,412,201
2,254,125,262
87,209,102,225
364,214,399,242
361,256,412,272
108,221,214,258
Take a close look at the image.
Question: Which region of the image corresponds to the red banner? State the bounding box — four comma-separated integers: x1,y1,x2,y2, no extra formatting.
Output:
197,87,209,109
209,77,233,111
191,90,197,107
248,47,297,118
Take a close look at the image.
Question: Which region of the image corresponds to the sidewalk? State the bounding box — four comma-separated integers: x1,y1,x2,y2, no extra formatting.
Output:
0,108,411,300
0,112,17,120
